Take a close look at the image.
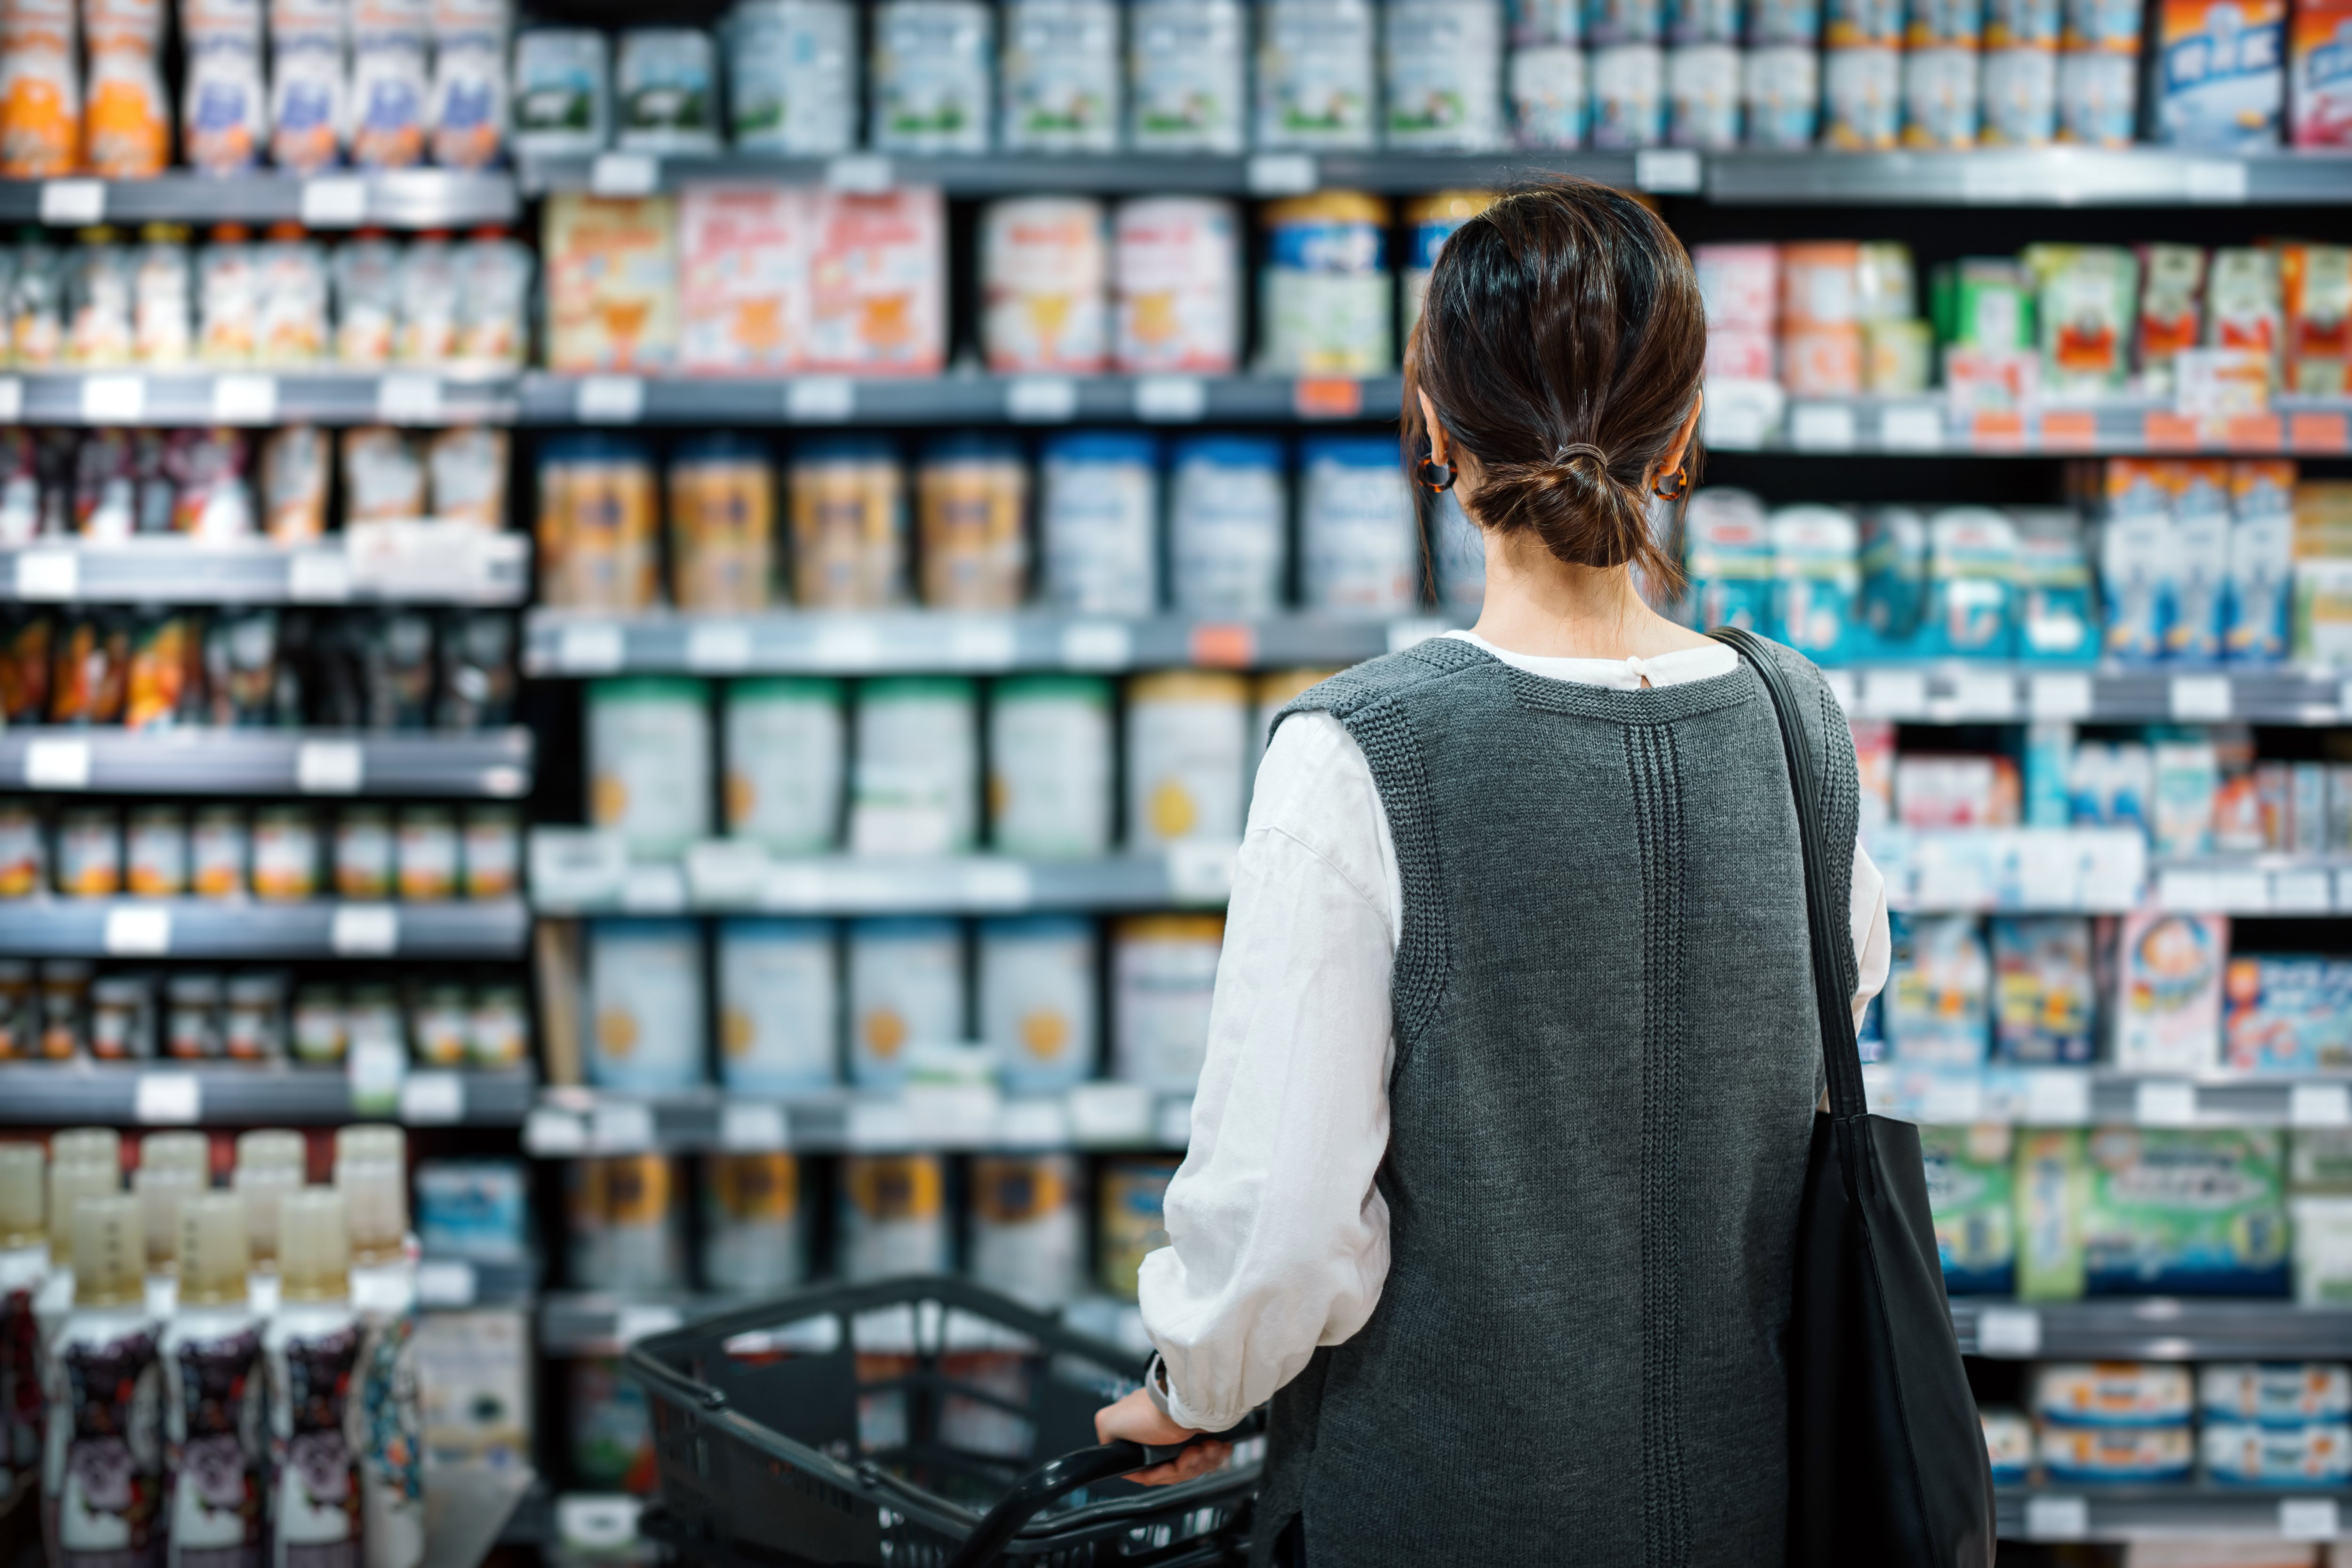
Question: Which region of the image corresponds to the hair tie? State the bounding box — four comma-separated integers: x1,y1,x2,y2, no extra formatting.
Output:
1555,442,1610,469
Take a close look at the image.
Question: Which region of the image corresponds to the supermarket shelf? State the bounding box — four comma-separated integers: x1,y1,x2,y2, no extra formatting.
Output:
0,727,533,798
0,528,531,605
524,1082,1194,1156
0,897,530,957
1708,391,2352,456
524,607,1426,677
1819,664,2352,726
417,1253,540,1309
1953,1299,2352,1361
0,1064,533,1125
1995,1486,2351,1542
1860,1063,2352,1126
516,370,1404,427
0,370,516,427
1706,148,2352,206
539,1291,738,1356
0,170,517,227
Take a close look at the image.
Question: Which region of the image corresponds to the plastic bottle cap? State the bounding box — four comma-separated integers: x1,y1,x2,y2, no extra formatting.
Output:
51,1128,120,1171
134,1163,205,1273
139,1131,210,1180
72,1194,143,1307
232,1162,302,1268
47,1160,119,1270
0,1144,43,1248
335,1157,407,1266
234,1129,306,1175
277,1189,349,1302
177,1193,250,1307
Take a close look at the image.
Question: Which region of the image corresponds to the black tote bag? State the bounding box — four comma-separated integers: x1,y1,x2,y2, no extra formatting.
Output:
1711,628,1997,1568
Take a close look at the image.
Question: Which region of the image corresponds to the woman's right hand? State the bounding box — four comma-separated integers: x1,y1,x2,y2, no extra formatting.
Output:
1093,1386,1230,1486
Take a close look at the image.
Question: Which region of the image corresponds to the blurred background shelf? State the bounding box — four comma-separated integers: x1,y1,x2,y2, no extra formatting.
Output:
524,1083,1194,1156
1859,1064,2352,1126
0,728,533,797
0,370,516,427
516,370,1406,426
1952,1299,2352,1360
1706,392,2352,455
1994,1486,2352,1542
0,531,531,605
0,170,518,227
0,897,530,958
0,1064,533,1124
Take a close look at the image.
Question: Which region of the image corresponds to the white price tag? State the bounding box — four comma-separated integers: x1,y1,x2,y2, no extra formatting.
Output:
1006,375,1079,422
998,1095,1071,1148
557,1496,644,1553
946,618,1018,669
299,176,369,227
1134,374,1208,422
415,1259,477,1308
1947,671,2018,720
1974,1306,2041,1358
375,374,443,423
330,904,400,955
2135,1079,2199,1126
2025,1496,2089,1541
558,622,626,673
824,154,893,192
134,1072,201,1125
592,1101,655,1152
287,549,350,603
1789,402,1857,451
786,376,856,422
845,1097,915,1149
683,622,753,672
2029,672,2095,721
79,374,144,423
2280,1499,2340,1540
104,905,171,955
1919,1073,1986,1124
2024,1068,2093,1126
1068,1082,1154,1146
1060,621,1131,669
347,1036,406,1113
683,838,766,906
589,152,659,196
295,739,365,794
0,377,24,422
1166,840,1239,905
398,1071,465,1124
719,1103,787,1151
1861,670,1929,718
1634,148,1702,192
1156,1096,1193,1147
575,375,644,423
1879,402,1945,452
2291,1082,2352,1128
15,548,76,600
210,374,278,424
2169,673,2232,721
39,179,104,226
621,863,687,912
2186,158,2250,202
2273,869,2332,913
2211,868,2271,911
24,737,90,788
615,1307,682,1348
811,620,883,669
1245,153,1316,194
523,1106,588,1155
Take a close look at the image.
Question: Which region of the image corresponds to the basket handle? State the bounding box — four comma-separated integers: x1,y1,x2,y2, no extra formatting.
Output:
941,1437,1210,1568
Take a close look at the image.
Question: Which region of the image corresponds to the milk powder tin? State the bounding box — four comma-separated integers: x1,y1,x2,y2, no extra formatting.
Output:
588,677,713,860
979,915,1097,1092
615,27,722,153
588,918,706,1090
1098,1155,1182,1299
1902,43,1981,144
871,0,994,152
1113,196,1241,373
469,986,527,1068
703,1153,804,1295
840,1154,949,1281
1041,430,1158,616
851,677,978,855
724,678,845,853
1829,0,1904,40
1750,0,1823,41
191,806,246,897
1509,42,1588,143
0,804,40,898
1383,0,1507,148
1001,0,1122,149
1300,435,1418,614
724,0,857,154
2058,47,2136,143
1825,43,1902,143
568,1154,685,1292
981,197,1109,373
789,438,907,609
1256,0,1379,148
1988,0,2058,41
536,435,660,610
125,804,186,896
1112,916,1223,1090
1743,42,1820,141
917,436,1030,610
291,983,343,1065
56,807,122,896
1129,0,1248,150
1590,0,1666,41
1126,671,1249,848
1261,191,1392,374
667,434,776,613
1589,41,1667,144
1670,0,1742,40
1169,436,1287,615
411,983,469,1066
1511,0,1579,41
718,917,839,1091
848,916,964,1088
989,675,1115,859
1669,40,1743,144
1981,44,2057,141
971,1154,1082,1308
511,27,610,157
396,804,458,900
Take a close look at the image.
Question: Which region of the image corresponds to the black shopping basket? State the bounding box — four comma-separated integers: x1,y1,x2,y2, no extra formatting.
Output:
625,1275,1264,1568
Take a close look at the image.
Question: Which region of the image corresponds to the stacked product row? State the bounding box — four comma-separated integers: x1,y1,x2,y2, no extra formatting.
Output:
1979,1362,2351,1486
1921,1124,2345,1301
0,797,522,899
537,431,1465,616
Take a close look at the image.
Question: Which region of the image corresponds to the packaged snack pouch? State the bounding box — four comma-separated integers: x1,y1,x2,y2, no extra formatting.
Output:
2153,0,2285,147
453,232,529,369
543,193,679,372
0,12,81,177
254,224,328,363
331,234,399,363
678,183,812,375
181,0,267,172
2136,242,2204,393
2281,242,2352,394
396,235,459,362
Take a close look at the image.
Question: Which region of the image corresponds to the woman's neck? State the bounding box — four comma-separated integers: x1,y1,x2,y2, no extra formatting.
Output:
1466,526,1713,661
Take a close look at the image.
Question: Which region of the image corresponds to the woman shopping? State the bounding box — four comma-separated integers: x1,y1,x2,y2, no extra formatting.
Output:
1094,180,1897,1565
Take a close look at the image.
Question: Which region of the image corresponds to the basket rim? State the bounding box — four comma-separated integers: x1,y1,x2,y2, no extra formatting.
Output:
624,1274,1264,1545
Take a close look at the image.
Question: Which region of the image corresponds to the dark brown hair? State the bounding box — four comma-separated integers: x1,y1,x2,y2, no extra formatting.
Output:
1404,180,1705,597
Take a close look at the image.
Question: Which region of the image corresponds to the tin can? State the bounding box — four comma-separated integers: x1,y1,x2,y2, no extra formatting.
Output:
1256,0,1378,148
1669,41,1743,144
718,918,839,1091
588,677,714,860
788,438,907,609
223,971,286,1061
1097,1156,1181,1300
1114,197,1240,374
568,1154,685,1292
723,678,845,854
1509,42,1587,145
191,804,246,898
40,962,91,1059
971,1154,1082,1308
1750,0,1823,40
397,805,459,900
870,0,994,153
668,434,776,614
1670,0,1742,40
1001,0,1122,150
334,805,393,899
1128,0,1248,151
291,983,345,1065
250,804,318,900
615,27,723,153
1300,436,1418,615
850,677,978,855
839,1154,948,1281
1040,431,1159,617
89,973,154,1061
1902,44,1981,145
469,985,528,1069
0,961,32,1058
1829,0,1904,39
724,0,858,153
1112,915,1224,1090
1825,43,1901,143
0,804,42,897
702,1153,804,1295
847,916,964,1088
125,805,187,896
1909,0,1985,42
917,436,1029,610
411,983,470,1066
979,916,1097,1093
1383,0,1507,148
1988,0,2059,41
988,675,1114,859
167,972,222,1060
588,919,707,1090
1590,42,1667,144
1592,0,1667,40
1260,191,1392,374
2057,47,2134,143
1126,671,1249,848
461,806,521,899
535,436,661,613
1168,435,1286,615
56,807,122,897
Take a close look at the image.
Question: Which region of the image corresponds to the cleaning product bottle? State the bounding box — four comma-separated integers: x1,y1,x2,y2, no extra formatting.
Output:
334,1127,420,1568
162,1192,266,1568
0,1142,47,1495
43,1192,164,1568
264,1190,361,1568
232,1130,305,1314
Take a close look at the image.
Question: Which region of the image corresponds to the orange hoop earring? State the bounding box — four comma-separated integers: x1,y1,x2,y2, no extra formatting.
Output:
1652,466,1689,501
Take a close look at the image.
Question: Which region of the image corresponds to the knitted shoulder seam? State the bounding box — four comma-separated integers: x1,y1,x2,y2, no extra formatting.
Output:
1325,692,1453,1066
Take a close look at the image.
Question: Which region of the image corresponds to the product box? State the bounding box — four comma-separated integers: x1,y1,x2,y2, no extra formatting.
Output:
1766,504,1860,661
2153,0,2286,147
2209,247,2286,386
1860,504,1929,645
415,1158,532,1262
2040,1423,2195,1482
2223,955,2352,1072
2112,908,2228,1072
2291,1194,2352,1304
2011,508,2098,662
2035,1361,2196,1426
2291,1127,2352,1192
415,1308,533,1468
544,193,681,372
2169,461,2233,661
2151,740,2219,856
2023,243,2139,395
2291,0,2352,143
1692,241,1780,327
1886,911,1992,1066
803,188,947,374
1925,506,2018,656
2198,1363,2352,1424
1921,1123,2016,1294
2225,460,2296,663
2099,460,2180,661
2280,243,2352,393
1992,915,2096,1063
1981,1408,2033,1483
1684,486,1775,632
2137,242,2207,393
1899,757,2016,829
678,183,812,375
2080,1126,2290,1296
2201,1421,2352,1485
1851,717,1897,831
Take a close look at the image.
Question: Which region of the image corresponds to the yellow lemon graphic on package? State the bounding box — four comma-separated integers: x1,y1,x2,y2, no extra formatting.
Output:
866,1008,908,1059
591,773,629,825
1149,779,1197,839
1021,1010,1069,1059
722,1007,755,1059
597,1007,640,1058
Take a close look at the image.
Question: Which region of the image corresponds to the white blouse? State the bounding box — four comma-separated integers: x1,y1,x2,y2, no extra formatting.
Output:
1136,632,1893,1434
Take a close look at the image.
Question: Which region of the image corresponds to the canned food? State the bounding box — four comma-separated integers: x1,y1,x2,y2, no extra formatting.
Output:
1097,1156,1181,1300
869,0,994,155
588,919,707,1090
1901,44,1980,146
850,677,978,855
56,807,123,897
167,972,223,1060
1112,197,1240,372
1590,42,1666,145
722,679,845,854
847,916,964,1089
191,805,246,898
1260,191,1391,374
788,439,907,609
1255,0,1378,149
981,196,1109,374
89,973,154,1061
717,918,839,1091
588,678,714,860
40,962,91,1059
1669,41,1743,146
839,1154,948,1282
1299,436,1417,614
535,436,661,613
1825,44,1901,146
1038,430,1158,617
1383,0,1507,149
568,1154,685,1292
1001,0,1121,150
1510,42,1587,146
468,985,528,1069
460,806,521,899
724,0,857,154
987,675,1114,859
0,804,42,897
411,983,470,1067
1168,436,1286,615
668,434,776,613
970,1154,1081,1309
223,971,286,1061
125,805,187,896
1401,191,1497,340
396,805,459,900
1128,0,1248,152
1112,915,1225,1090
978,915,1097,1093
291,983,346,1065
701,1153,803,1296
1743,43,1820,143
1125,671,1248,848
917,436,1029,610
335,805,394,899
250,804,318,901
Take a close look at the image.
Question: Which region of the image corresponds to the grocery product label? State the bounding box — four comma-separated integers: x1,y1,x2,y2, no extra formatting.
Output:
1129,0,1247,149
1001,0,1120,150
871,0,993,153
1383,0,1506,148
1256,0,1377,147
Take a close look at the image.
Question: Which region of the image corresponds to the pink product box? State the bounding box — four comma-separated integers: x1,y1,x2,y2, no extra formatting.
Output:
1693,242,1780,330
1706,326,1778,380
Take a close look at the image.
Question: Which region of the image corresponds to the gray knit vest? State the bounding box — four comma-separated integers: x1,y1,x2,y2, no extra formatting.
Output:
1253,635,1859,1568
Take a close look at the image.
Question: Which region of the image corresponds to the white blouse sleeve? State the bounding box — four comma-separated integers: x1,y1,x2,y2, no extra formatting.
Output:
1851,840,1891,1031
1136,710,1398,1435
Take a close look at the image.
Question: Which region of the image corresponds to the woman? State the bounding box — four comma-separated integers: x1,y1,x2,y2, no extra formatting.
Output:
1094,180,1892,1566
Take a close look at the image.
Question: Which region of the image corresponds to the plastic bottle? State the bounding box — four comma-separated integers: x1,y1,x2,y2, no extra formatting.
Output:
334,1127,421,1568
132,1131,207,1303
0,1143,48,1496
84,0,170,175
231,1130,304,1306
264,1191,360,1568
161,1193,266,1568
0,0,82,177
42,1193,163,1568
181,0,268,173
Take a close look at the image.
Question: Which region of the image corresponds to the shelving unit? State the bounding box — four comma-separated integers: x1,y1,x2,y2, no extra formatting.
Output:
1708,393,2352,456
1951,1299,2352,1361
1995,1488,2352,1543
0,531,531,605
1861,1063,2352,1126
0,170,518,226
0,898,531,958
0,728,533,797
0,370,517,427
523,1082,1192,1156
0,1063,533,1126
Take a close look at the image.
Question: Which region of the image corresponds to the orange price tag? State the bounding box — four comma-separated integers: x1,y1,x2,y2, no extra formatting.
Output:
2291,412,2351,453
1188,623,1258,668
2224,413,2282,450
2038,410,2096,450
1970,411,2026,449
1292,377,1363,419
2143,411,2201,450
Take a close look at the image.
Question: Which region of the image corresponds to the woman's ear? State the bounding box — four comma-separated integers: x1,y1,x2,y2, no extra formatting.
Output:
1656,389,1703,480
1417,389,1449,466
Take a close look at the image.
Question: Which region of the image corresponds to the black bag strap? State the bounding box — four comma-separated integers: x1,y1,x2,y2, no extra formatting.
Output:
1707,627,1869,1122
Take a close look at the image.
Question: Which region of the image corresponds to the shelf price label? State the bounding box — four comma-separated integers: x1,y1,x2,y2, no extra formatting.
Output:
2280,1500,2341,1540
718,1103,787,1152
785,376,856,422
1058,621,1131,670
80,375,145,424
824,154,893,193
295,739,365,794
2024,1496,2088,1542
2023,1069,2092,1126
24,737,91,788
2170,674,2233,721
1068,1082,1153,1146
589,153,659,197
348,1037,405,1115
591,1101,655,1152
2185,158,2249,202
2135,1080,2199,1126
1245,153,1316,195
287,549,351,604
557,1496,644,1555
1788,402,1856,452
575,375,644,424
398,1071,466,1125
104,905,171,956
330,904,400,955
556,622,625,673
1005,376,1078,422
415,1259,477,1308
683,622,753,672
523,1106,588,1155
1133,374,1207,422
210,374,278,424
2291,1082,2352,1128
15,549,76,601
1860,670,1928,719
2028,673,2095,721
1878,403,1944,452
1167,840,1239,905
134,1072,201,1125
1973,1306,2041,1358
300,176,369,227
375,374,443,424
1634,148,1702,192
39,180,104,226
